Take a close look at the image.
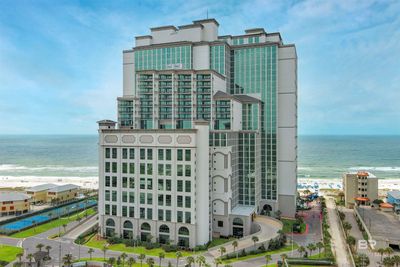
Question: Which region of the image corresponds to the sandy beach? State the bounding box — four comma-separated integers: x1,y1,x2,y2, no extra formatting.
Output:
0,175,399,192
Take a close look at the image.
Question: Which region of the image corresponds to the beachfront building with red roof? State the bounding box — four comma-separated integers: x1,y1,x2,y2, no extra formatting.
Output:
343,171,378,208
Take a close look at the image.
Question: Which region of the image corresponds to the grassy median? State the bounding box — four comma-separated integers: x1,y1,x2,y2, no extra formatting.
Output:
0,244,23,265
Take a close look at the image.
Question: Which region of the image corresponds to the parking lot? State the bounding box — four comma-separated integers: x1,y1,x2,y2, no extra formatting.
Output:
357,206,400,248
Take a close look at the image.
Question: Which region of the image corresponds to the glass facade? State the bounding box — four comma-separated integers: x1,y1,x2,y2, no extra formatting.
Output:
231,45,278,200
134,46,192,71
118,99,134,127
210,45,226,75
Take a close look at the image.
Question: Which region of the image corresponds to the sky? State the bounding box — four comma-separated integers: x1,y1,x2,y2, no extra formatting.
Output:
0,0,399,135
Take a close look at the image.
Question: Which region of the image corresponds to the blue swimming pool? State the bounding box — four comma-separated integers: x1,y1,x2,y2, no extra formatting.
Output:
0,199,97,232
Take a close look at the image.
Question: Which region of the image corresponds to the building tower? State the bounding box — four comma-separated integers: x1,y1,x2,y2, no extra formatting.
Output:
98,18,297,247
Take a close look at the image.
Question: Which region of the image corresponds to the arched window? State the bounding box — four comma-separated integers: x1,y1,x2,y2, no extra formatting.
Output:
123,220,133,229
178,226,189,236
106,218,115,227
141,222,151,231
159,224,169,233
232,218,243,226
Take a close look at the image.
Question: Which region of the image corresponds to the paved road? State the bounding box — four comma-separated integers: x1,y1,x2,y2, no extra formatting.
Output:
63,215,98,240
293,201,322,247
326,197,353,267
208,215,282,258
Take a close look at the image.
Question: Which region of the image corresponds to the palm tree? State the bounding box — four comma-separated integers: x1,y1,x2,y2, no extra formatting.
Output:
146,258,155,267
176,251,182,267
138,253,146,267
355,253,370,267
219,246,226,257
76,236,84,260
121,252,128,266
36,243,44,252
196,255,206,267
346,236,356,252
102,245,108,260
88,248,94,260
158,252,165,267
127,257,136,267
186,256,195,267
275,210,282,220
316,242,324,256
16,252,23,263
108,257,116,266
386,247,394,258
45,245,52,254
281,253,288,263
26,253,34,267
392,255,400,267
251,236,259,248
265,255,272,266
232,240,238,258
297,246,306,257
378,248,387,262
62,223,67,233
63,253,73,267
214,258,223,267
383,256,394,267
32,220,36,233
307,243,315,257
342,221,352,236
76,216,82,225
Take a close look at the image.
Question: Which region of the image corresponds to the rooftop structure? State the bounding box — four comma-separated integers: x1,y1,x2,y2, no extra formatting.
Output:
343,171,378,208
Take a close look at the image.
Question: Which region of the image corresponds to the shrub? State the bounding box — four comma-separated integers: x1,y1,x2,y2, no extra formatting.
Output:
162,244,178,252
107,236,123,244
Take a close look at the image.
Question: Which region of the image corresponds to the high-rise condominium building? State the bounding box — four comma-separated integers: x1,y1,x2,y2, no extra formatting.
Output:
98,19,297,247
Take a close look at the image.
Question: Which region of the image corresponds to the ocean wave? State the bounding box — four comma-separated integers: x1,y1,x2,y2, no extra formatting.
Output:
0,164,98,173
348,166,400,172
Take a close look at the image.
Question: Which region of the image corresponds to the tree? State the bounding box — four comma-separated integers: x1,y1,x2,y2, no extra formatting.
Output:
346,236,356,252
16,252,23,263
338,191,345,201
265,255,272,265
297,246,306,258
281,253,288,263
127,257,136,267
76,236,85,260
26,253,34,267
354,253,370,267
232,240,238,258
36,243,44,252
275,210,282,220
158,252,165,267
88,248,94,260
214,258,223,267
186,256,195,267
251,236,259,248
102,245,109,260
392,255,400,267
386,247,394,257
45,245,52,255
62,223,67,233
121,252,128,267
108,257,116,266
383,257,394,267
219,246,226,257
63,253,73,267
32,220,36,233
342,221,352,236
176,251,182,267
138,253,146,267
146,257,155,267
76,216,82,225
306,243,316,256
377,248,387,262
196,255,206,267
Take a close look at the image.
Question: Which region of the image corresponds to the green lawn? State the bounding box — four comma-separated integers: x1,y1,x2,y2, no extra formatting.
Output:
84,235,195,258
11,207,96,238
75,258,161,266
222,243,299,264
208,237,236,248
0,244,23,264
282,219,306,234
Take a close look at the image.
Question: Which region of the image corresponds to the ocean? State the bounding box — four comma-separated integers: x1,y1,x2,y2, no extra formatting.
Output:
0,135,399,181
